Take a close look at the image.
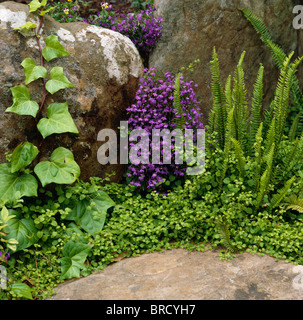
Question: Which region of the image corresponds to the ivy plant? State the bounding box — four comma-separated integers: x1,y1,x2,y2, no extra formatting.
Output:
0,0,80,207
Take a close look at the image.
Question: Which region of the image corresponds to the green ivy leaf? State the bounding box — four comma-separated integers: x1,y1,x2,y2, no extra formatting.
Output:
21,58,47,85
28,0,47,13
39,6,56,16
14,21,37,30
0,163,38,204
37,102,78,138
34,147,80,187
60,241,92,279
42,35,70,62
11,142,39,173
6,86,39,118
45,67,73,94
65,191,115,235
5,210,38,251
10,282,33,300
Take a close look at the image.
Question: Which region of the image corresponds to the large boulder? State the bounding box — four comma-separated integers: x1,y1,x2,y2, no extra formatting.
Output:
0,1,143,182
150,0,302,124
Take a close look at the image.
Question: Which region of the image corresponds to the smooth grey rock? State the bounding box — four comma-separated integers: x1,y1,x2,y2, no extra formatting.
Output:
49,248,303,300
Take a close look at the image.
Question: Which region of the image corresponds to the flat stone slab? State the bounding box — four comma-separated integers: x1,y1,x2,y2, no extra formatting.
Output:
49,248,303,300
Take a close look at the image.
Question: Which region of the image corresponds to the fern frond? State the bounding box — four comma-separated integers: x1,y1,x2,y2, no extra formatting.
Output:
263,118,275,157
249,64,264,153
283,135,303,176
255,143,275,211
218,107,234,194
241,8,303,115
240,8,272,41
210,47,226,149
231,138,246,177
256,169,268,211
272,52,299,145
232,51,248,148
288,112,301,142
216,220,235,252
225,75,232,111
270,176,295,210
283,194,303,213
173,72,185,131
253,122,263,191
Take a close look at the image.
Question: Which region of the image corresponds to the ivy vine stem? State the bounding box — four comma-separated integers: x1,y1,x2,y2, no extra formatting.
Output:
35,15,48,124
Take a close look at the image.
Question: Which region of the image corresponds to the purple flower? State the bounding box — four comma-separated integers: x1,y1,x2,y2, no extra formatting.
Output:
126,68,203,192
85,5,163,58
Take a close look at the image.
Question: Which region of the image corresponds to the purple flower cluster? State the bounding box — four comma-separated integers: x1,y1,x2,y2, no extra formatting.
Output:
86,5,163,58
126,68,203,191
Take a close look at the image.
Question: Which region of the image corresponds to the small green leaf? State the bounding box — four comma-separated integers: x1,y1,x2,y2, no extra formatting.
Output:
28,0,47,13
21,58,47,85
0,163,38,204
42,35,70,62
37,102,78,138
40,6,56,16
34,147,80,187
6,86,39,117
11,142,39,173
10,282,33,300
60,241,92,279
14,21,37,30
45,67,73,94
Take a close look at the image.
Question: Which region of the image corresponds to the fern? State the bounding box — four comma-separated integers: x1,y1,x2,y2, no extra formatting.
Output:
218,107,234,194
231,138,246,177
241,7,303,127
283,135,303,177
263,118,275,157
249,64,264,153
225,75,232,111
253,122,263,191
283,194,303,213
173,72,185,131
272,53,303,144
255,143,275,211
210,47,226,149
216,220,235,252
289,112,301,142
240,8,272,41
232,51,248,148
270,176,295,211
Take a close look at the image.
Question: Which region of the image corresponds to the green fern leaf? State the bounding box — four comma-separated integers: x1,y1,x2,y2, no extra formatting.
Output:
210,47,226,149
249,64,264,153
173,73,185,131
231,138,246,177
216,220,235,252
232,51,248,148
283,194,303,213
270,176,295,210
218,107,234,194
253,122,263,191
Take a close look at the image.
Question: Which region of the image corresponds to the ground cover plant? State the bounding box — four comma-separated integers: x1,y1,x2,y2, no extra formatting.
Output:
2,1,303,300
